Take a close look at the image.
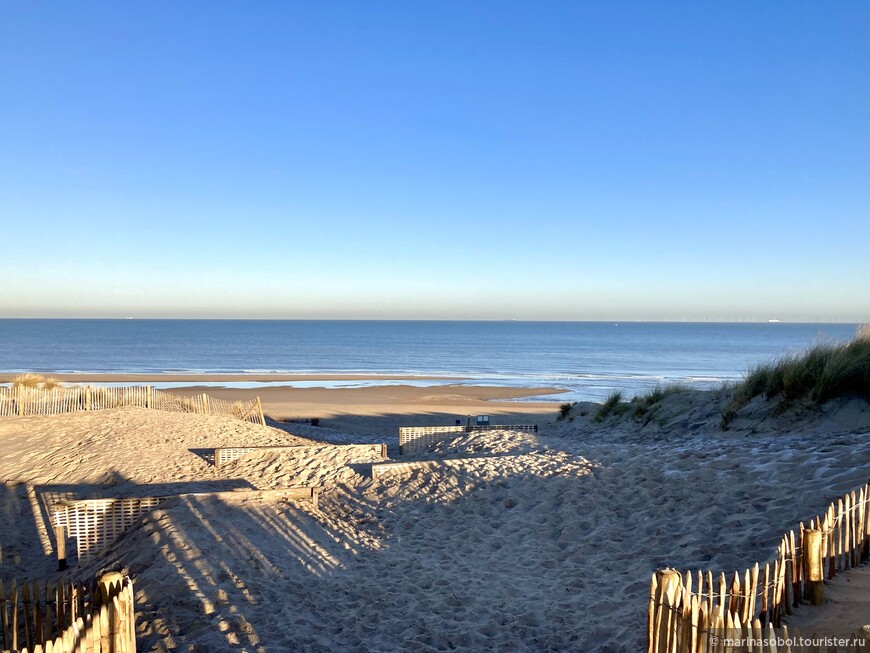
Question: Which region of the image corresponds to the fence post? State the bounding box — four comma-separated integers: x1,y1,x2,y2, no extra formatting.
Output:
803,529,824,605
256,397,265,425
201,393,209,415
145,386,152,409
99,571,125,653
85,387,92,411
55,525,67,572
649,569,681,653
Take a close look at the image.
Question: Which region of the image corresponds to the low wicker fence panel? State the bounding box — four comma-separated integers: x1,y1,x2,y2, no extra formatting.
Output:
214,443,388,467
52,498,168,564
51,489,322,569
398,424,538,454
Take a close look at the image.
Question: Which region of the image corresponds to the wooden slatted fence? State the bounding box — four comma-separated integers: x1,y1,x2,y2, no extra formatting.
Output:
51,488,321,569
0,386,265,426
214,443,388,467
0,573,134,653
398,424,538,454
648,479,870,653
51,498,167,564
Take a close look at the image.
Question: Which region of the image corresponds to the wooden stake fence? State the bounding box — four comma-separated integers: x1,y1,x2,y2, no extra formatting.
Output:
0,573,134,653
648,479,870,653
0,386,265,426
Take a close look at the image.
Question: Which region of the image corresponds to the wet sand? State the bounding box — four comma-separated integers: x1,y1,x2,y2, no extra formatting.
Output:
168,383,567,436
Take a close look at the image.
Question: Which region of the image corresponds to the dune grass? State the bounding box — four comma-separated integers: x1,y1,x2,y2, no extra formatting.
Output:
631,383,690,418
593,391,624,422
557,402,574,420
593,384,691,423
722,327,870,426
11,373,63,390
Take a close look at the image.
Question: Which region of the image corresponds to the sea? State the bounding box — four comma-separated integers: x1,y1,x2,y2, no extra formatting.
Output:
0,320,859,402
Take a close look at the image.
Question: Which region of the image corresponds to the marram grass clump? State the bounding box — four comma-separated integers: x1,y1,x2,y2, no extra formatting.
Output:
593,383,691,424
631,383,690,418
593,391,624,422
11,373,64,390
722,326,870,426
557,402,574,420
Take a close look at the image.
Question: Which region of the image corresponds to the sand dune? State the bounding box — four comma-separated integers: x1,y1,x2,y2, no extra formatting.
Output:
1,394,868,652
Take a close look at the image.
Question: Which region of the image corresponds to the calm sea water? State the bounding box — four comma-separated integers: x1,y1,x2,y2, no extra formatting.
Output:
0,320,858,402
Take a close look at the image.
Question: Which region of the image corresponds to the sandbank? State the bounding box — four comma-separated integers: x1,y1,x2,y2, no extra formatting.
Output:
167,383,566,435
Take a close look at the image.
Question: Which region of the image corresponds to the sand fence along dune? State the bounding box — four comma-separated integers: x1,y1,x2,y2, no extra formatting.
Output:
648,478,870,653
0,385,265,425
0,572,134,653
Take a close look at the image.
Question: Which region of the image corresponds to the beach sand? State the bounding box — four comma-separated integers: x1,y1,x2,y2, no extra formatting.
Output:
0,374,568,436
176,383,565,437
0,373,471,384
1,389,868,652
784,565,870,638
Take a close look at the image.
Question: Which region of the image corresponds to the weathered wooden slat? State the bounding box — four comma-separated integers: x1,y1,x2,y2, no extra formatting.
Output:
647,479,870,653
759,563,770,627
12,580,19,651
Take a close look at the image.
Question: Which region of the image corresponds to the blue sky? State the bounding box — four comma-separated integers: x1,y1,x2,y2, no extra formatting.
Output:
1,2,867,321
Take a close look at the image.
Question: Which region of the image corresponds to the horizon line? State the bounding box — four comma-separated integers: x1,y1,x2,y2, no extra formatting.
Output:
0,317,863,325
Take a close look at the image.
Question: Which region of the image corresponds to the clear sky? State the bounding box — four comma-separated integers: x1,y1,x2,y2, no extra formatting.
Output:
1,2,867,321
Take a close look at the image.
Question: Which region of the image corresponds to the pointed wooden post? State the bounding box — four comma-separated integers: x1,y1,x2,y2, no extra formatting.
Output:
650,569,681,653
803,529,824,605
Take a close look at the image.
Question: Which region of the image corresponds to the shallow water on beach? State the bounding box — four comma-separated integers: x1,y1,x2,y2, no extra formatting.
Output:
0,319,858,402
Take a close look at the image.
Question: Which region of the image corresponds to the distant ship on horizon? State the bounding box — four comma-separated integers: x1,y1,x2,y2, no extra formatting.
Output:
767,319,781,323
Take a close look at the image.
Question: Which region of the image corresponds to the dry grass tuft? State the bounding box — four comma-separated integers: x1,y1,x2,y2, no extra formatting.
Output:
11,373,64,390
12,373,46,388
557,402,574,420
721,326,870,428
594,391,624,422
630,383,690,419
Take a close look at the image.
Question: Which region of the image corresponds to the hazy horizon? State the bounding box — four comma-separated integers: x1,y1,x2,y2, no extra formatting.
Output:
0,317,863,325
2,2,867,322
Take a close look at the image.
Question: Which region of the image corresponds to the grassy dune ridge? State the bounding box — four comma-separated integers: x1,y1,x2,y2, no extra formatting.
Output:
583,326,870,428
721,325,870,425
